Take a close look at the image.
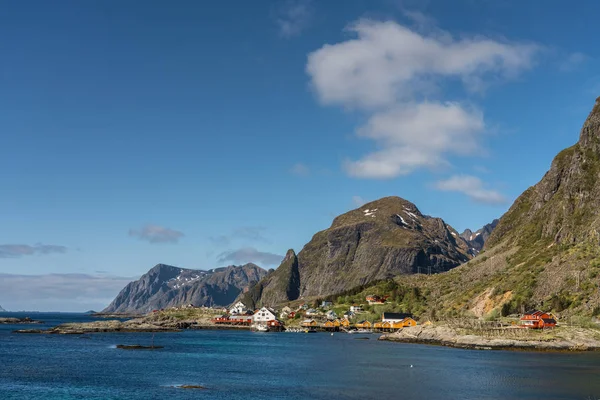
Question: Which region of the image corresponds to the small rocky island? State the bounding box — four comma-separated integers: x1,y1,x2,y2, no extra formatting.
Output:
14,318,183,334
116,344,164,350
0,317,43,325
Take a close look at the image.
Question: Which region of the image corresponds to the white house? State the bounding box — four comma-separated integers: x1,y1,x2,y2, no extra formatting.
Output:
253,307,277,323
280,306,292,319
321,301,333,308
350,305,363,313
326,310,338,320
229,301,247,315
306,308,319,316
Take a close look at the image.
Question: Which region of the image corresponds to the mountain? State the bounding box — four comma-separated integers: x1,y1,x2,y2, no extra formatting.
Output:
487,97,600,249
103,263,267,313
400,97,600,319
241,196,473,308
0,305,5,312
460,219,499,252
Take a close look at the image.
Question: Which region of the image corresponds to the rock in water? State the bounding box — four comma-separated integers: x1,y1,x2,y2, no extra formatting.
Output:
116,344,164,350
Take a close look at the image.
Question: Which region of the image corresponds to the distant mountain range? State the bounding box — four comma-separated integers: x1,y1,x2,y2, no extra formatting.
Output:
103,263,267,313
0,305,5,312
460,219,499,252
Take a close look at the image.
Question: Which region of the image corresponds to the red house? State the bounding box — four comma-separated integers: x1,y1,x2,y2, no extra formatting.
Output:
519,310,557,329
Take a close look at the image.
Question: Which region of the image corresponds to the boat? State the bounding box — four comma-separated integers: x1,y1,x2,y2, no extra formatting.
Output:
304,328,317,333
255,325,269,332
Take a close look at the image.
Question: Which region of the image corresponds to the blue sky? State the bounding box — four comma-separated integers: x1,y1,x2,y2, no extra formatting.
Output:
1,0,599,311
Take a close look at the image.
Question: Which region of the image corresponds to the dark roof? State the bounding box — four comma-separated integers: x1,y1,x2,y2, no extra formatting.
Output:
524,310,544,315
542,318,556,323
382,312,413,320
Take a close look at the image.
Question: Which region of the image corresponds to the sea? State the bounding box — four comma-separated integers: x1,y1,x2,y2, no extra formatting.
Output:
1,312,600,400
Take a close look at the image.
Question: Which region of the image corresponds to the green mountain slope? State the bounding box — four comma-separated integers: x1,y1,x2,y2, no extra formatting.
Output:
378,98,600,320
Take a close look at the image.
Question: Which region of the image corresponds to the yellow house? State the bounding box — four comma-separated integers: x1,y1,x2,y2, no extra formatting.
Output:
355,320,372,329
403,317,417,327
333,319,341,327
340,318,351,327
301,319,317,327
391,321,405,329
323,320,335,328
373,321,383,329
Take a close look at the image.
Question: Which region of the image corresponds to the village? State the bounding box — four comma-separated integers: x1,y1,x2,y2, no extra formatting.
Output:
200,294,558,333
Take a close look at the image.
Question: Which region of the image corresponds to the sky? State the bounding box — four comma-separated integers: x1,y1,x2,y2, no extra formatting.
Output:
1,0,600,311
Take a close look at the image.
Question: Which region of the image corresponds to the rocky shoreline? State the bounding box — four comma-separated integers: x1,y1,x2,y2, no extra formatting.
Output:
379,324,600,351
91,312,144,319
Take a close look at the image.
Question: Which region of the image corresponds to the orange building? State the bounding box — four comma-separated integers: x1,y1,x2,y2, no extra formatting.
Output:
520,310,556,329
301,319,318,327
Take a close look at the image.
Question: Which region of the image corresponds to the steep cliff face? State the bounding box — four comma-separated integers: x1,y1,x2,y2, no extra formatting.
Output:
239,249,299,309
488,97,600,249
400,98,600,319
246,197,472,307
103,263,267,313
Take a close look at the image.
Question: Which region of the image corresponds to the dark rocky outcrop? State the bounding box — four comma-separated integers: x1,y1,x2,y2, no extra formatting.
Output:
240,249,300,309
103,263,267,313
243,196,473,307
116,344,163,350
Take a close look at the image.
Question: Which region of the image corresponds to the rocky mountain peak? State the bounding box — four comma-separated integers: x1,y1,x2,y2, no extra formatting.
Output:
283,249,297,262
332,196,424,229
460,219,499,251
578,96,600,149
240,195,473,307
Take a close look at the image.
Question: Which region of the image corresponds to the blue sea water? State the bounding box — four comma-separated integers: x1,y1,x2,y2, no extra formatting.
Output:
1,313,600,399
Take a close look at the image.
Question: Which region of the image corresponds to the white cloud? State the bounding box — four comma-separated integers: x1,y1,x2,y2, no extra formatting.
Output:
352,196,367,207
273,0,313,38
434,175,507,205
307,20,539,109
129,224,184,244
345,101,484,178
0,243,67,258
306,18,540,179
290,162,310,176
